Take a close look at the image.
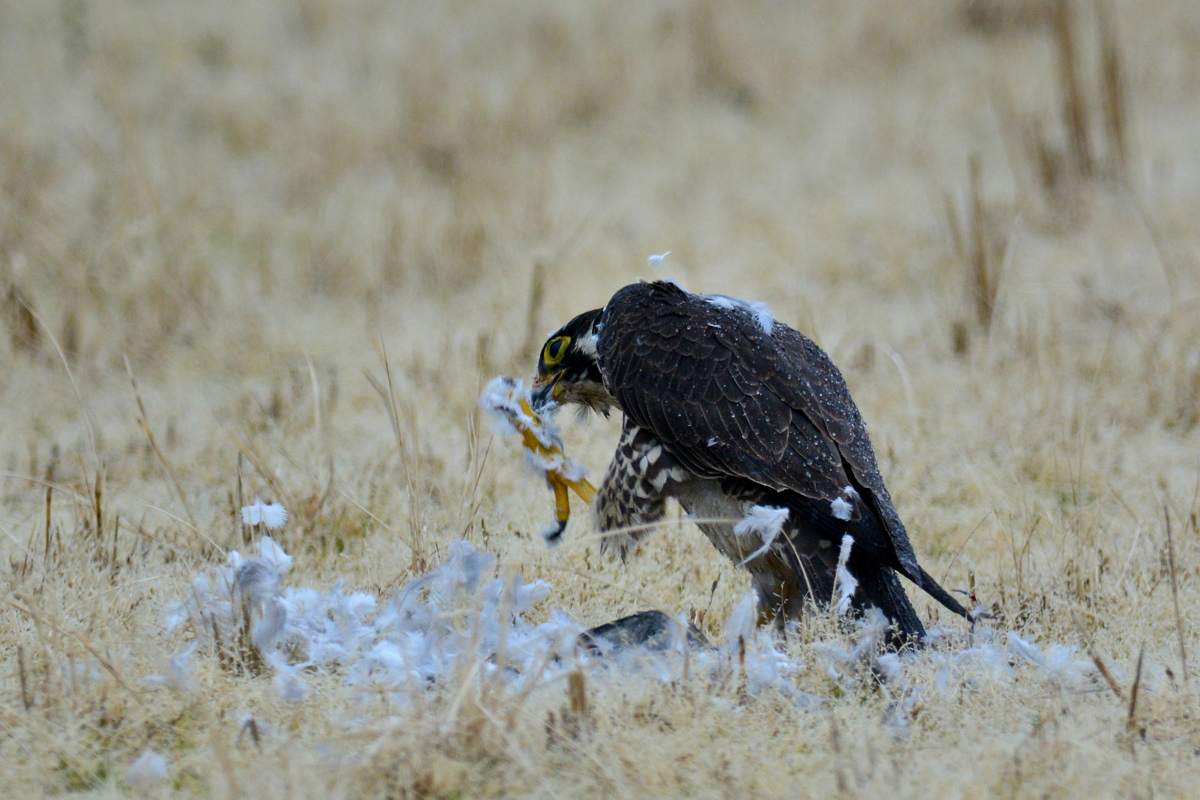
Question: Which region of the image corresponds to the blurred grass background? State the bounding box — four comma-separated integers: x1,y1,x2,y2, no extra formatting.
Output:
2,0,1200,796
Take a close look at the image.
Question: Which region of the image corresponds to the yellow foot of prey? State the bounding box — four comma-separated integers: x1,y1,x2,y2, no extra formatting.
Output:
480,377,596,543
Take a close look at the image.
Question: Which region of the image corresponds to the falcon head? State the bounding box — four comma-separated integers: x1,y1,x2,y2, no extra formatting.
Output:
531,309,616,414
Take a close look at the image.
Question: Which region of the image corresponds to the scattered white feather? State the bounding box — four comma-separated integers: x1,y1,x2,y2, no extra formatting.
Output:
875,652,903,684
943,636,1014,686
703,293,776,335
925,626,1094,691
558,459,590,483
883,685,923,735
127,749,167,792
272,661,307,701
165,645,196,691
1006,632,1042,665
160,533,1121,718
58,657,103,691
733,505,789,565
647,251,670,266
144,643,196,693
814,607,891,681
168,539,580,704
523,448,567,476
722,592,758,647
258,536,293,572
479,377,561,448
842,485,859,500
830,497,853,521
969,601,993,622
718,592,806,701
1006,632,1093,687
241,498,288,529
833,534,858,615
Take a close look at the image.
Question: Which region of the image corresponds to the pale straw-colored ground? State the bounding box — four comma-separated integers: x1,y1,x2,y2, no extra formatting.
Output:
2,1,1200,796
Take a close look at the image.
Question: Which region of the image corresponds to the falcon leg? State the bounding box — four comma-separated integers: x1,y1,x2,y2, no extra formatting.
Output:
595,421,683,559
749,549,836,629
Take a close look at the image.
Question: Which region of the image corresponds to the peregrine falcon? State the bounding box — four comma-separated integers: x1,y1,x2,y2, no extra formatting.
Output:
531,280,968,643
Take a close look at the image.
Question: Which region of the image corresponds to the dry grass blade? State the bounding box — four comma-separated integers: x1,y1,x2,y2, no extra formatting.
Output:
969,154,995,327
1163,505,1188,684
17,644,31,711
567,668,588,722
236,451,247,543
124,355,198,530
7,598,144,706
458,413,495,540
522,261,547,364
1052,0,1091,177
337,489,424,557
1091,651,1126,702
941,510,993,585
0,472,89,506
305,351,323,441
829,717,849,797
20,299,98,475
1126,643,1145,734
365,337,425,571
942,189,965,261
1074,613,1126,701
43,484,52,558
225,427,295,518
139,501,225,557
1097,1,1127,170
3,282,40,353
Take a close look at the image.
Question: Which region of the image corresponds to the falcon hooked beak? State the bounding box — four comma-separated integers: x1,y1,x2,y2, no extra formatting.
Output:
531,308,617,415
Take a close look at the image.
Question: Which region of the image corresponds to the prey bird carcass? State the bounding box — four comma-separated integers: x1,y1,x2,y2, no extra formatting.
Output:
479,377,596,542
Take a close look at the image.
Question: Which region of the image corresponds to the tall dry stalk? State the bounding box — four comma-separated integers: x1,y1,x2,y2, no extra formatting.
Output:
1052,0,1091,177
125,356,198,531
522,261,547,365
968,155,996,327
1097,2,1127,170
366,339,427,573
1163,506,1188,684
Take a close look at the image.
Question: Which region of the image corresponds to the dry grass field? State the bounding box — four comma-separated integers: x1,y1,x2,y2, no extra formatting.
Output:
3,0,1200,796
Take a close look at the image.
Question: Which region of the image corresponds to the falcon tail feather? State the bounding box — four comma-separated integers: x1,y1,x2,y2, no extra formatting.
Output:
848,557,927,646
915,566,970,619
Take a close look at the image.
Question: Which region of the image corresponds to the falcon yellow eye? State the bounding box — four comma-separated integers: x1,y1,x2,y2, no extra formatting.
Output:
543,336,570,366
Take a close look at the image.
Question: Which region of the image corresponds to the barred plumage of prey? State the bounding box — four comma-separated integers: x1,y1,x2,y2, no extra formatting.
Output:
531,280,968,645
